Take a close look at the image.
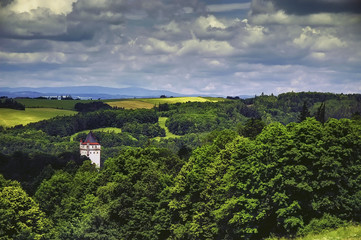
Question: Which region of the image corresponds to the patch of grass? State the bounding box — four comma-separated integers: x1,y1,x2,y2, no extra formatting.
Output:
202,97,227,101
16,99,94,110
106,100,155,109
0,108,77,127
70,127,123,141
156,117,180,139
266,224,361,240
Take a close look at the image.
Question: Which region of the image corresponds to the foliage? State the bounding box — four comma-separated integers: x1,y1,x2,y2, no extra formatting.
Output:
74,101,112,112
299,214,345,235
0,98,25,110
298,101,311,122
237,117,266,138
16,99,94,110
168,118,361,239
166,113,219,135
122,122,165,138
0,181,52,239
267,223,361,240
28,108,159,137
249,92,361,123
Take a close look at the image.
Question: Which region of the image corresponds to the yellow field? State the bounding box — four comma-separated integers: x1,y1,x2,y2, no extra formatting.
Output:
70,127,123,141
106,97,220,109
141,97,219,105
0,108,77,127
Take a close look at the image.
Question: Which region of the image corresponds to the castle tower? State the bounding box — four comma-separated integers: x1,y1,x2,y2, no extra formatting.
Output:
80,131,101,168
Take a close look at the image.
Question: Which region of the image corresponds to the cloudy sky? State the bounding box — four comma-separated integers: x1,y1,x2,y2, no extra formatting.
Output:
0,0,360,96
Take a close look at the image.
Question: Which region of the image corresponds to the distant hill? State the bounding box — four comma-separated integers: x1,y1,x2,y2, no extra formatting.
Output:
0,86,253,99
0,86,188,99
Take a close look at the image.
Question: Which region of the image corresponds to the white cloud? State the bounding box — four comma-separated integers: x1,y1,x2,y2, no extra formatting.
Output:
195,15,227,29
142,38,178,54
231,19,266,48
177,38,235,57
309,52,326,60
156,21,182,34
293,26,346,51
8,0,76,14
0,51,66,64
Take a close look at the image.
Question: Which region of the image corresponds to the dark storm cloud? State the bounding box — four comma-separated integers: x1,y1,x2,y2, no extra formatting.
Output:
0,0,360,95
0,0,13,7
277,0,361,14
252,0,361,15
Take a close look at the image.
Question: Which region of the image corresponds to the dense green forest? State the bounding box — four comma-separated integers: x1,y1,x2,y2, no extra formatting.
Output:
0,92,361,239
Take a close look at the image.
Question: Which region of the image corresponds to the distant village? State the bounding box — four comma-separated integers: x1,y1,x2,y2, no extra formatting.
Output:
41,95,94,100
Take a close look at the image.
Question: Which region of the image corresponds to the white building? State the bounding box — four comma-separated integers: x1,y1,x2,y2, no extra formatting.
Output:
80,131,101,168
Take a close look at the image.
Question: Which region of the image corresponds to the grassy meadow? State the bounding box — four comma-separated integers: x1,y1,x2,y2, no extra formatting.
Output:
70,127,123,141
0,108,76,127
157,117,179,139
70,117,178,141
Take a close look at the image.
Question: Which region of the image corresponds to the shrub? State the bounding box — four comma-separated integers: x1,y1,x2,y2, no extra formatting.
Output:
298,214,346,236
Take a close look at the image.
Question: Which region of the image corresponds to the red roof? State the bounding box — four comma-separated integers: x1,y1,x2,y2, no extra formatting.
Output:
80,131,100,145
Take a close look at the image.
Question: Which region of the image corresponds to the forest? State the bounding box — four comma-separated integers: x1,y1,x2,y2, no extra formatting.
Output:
0,91,361,239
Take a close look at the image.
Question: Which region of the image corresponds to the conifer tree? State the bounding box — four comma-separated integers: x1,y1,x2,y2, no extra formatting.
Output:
315,102,326,124
298,101,310,122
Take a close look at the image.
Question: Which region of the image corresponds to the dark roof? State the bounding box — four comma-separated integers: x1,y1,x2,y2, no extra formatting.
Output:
84,131,99,144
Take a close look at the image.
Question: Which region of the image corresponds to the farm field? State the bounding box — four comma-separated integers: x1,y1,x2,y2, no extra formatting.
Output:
140,96,220,105
70,127,123,141
105,97,221,109
106,100,155,109
16,99,94,110
0,108,76,127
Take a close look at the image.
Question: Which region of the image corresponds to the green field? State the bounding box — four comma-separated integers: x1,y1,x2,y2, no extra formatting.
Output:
16,99,94,110
157,117,180,139
267,224,361,240
70,127,123,141
0,108,77,127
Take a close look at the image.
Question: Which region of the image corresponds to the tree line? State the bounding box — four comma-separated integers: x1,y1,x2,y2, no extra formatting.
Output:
0,98,25,110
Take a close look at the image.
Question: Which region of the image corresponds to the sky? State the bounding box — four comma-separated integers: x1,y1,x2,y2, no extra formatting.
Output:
0,0,360,96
